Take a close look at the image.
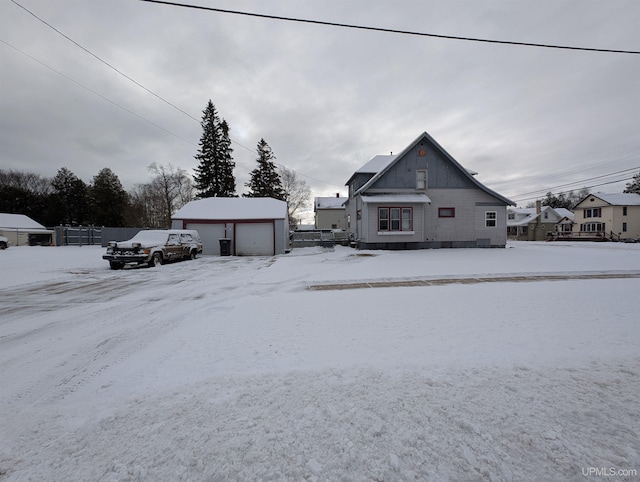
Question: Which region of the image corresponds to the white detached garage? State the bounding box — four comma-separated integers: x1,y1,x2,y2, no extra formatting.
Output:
171,197,289,256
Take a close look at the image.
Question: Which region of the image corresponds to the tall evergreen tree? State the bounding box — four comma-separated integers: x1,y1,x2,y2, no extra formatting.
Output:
244,138,285,200
624,171,640,194
89,168,128,227
51,167,89,225
193,100,236,198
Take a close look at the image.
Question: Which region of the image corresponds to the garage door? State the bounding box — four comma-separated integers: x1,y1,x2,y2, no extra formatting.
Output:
187,223,226,255
236,223,274,256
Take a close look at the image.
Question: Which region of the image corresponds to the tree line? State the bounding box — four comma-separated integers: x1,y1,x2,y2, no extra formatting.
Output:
0,99,310,228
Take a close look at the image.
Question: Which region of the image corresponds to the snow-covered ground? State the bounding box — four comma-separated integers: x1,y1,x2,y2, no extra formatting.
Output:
1,241,639,481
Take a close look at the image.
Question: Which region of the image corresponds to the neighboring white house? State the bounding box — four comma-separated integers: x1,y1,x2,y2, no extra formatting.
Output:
0,213,54,246
344,132,514,249
171,197,289,256
314,195,347,230
572,192,640,241
507,203,574,241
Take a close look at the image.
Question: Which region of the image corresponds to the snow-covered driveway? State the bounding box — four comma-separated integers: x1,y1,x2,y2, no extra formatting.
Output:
1,242,639,481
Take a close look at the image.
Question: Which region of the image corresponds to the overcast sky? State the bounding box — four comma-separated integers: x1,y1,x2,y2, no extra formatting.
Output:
1,0,639,220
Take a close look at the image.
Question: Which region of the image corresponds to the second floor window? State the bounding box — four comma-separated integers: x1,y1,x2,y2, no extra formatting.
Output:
416,170,427,190
584,208,601,218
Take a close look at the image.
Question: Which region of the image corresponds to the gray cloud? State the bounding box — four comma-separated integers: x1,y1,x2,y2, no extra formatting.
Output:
1,0,639,220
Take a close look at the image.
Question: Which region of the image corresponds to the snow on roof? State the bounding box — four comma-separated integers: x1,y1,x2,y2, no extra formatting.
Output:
593,192,640,206
361,194,431,204
173,197,288,221
315,197,347,210
356,155,397,174
507,205,574,227
0,213,47,230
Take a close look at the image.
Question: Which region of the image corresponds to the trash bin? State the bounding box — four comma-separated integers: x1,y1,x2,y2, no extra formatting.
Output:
219,238,231,256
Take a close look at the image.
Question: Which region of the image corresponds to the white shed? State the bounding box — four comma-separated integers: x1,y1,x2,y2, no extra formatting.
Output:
0,213,54,246
171,197,289,256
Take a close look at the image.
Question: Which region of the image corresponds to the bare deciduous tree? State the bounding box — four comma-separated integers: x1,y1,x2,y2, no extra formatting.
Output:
278,166,311,228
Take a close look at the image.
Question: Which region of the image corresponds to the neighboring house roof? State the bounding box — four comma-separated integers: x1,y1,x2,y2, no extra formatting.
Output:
581,192,640,206
0,213,48,230
507,206,574,227
351,132,515,205
172,197,288,220
314,197,347,210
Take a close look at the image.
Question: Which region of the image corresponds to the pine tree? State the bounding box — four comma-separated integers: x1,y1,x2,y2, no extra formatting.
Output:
624,171,640,194
193,100,236,198
89,168,128,227
244,138,285,200
51,167,89,225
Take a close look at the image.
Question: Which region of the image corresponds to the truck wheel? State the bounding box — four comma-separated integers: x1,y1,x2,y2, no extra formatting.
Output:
150,252,163,267
189,249,197,260
109,261,124,270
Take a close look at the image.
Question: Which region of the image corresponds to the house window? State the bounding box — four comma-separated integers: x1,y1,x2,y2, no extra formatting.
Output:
439,207,455,218
584,208,601,218
581,222,604,232
623,206,628,216
485,211,497,227
508,212,515,220
623,222,627,232
416,170,427,190
379,208,388,231
379,207,413,231
562,224,572,232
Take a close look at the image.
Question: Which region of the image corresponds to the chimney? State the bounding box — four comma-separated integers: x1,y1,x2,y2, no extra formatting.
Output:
536,200,541,214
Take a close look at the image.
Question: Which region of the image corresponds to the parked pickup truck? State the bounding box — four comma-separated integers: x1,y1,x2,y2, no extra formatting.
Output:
103,229,203,269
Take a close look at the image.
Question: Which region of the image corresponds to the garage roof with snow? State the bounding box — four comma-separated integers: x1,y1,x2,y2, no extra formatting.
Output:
172,197,287,221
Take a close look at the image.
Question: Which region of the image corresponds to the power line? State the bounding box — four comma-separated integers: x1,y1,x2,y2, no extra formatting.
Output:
140,0,640,55
1,39,197,146
511,167,640,199
8,0,343,188
509,168,638,204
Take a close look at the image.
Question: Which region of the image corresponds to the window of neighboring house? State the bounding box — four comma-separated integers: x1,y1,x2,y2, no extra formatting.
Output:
416,170,427,190
623,222,627,232
584,208,602,218
562,224,572,232
439,207,455,218
331,224,337,229
623,206,628,216
379,207,413,231
508,212,515,220
544,212,549,219
485,211,497,227
581,222,604,232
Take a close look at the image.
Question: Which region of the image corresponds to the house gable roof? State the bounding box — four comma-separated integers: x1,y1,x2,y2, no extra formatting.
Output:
575,192,640,207
351,132,514,205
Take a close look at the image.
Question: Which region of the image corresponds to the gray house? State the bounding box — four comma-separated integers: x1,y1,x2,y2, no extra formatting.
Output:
345,132,514,249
